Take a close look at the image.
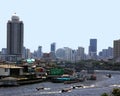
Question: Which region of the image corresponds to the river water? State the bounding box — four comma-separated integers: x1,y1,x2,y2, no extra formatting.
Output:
0,70,120,96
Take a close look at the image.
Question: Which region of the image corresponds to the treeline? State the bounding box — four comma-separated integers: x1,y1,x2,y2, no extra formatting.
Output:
64,60,120,71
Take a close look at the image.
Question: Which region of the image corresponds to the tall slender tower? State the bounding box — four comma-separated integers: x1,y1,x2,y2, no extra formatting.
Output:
50,42,56,59
50,42,56,53
89,39,97,59
7,13,24,59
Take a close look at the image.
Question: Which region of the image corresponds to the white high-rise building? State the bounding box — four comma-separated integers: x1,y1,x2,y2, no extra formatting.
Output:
76,47,85,61
37,46,42,59
64,47,72,62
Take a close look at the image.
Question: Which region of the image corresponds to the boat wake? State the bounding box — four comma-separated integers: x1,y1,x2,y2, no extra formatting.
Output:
110,84,120,87
83,84,96,88
38,91,62,94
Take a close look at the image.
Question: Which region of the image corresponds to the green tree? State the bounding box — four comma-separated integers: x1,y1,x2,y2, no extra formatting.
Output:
101,93,108,96
101,88,120,96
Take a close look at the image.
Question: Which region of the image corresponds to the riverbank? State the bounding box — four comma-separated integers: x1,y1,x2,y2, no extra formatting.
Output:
0,77,45,87
0,70,119,96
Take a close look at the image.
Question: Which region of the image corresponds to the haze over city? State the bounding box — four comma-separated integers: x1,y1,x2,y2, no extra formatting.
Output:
0,0,120,53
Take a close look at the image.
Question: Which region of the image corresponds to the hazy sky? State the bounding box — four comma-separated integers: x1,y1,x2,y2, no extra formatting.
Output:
0,0,120,53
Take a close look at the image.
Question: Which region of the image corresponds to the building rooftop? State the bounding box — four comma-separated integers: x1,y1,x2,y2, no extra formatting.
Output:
0,64,23,69
11,13,20,21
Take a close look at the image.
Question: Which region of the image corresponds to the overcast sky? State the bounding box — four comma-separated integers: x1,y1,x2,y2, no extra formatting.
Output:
0,0,120,53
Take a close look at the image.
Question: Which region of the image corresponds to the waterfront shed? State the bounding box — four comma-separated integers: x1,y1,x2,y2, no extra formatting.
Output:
0,64,23,77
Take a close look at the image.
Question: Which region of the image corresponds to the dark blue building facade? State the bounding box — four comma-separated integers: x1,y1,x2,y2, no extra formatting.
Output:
89,39,97,59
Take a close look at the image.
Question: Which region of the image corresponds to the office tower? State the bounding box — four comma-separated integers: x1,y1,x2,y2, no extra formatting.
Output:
107,47,113,58
22,46,26,59
1,48,7,55
89,39,97,59
99,47,113,60
50,42,56,59
37,46,42,59
0,48,7,61
56,48,65,60
113,40,120,61
50,42,56,52
26,48,31,59
71,50,77,63
76,47,85,61
7,13,24,59
64,47,73,62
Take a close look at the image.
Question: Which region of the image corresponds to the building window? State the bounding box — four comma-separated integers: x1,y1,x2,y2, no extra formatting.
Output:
5,68,8,72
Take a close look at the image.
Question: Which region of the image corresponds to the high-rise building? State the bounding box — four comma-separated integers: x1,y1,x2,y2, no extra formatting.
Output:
37,46,42,59
0,48,7,61
76,47,85,61
50,42,56,53
7,13,24,59
56,48,65,60
64,47,72,62
50,42,56,59
1,48,7,55
89,39,97,59
107,47,113,59
98,47,113,60
113,40,120,61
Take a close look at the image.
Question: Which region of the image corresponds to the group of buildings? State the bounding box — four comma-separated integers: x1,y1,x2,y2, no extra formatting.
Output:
0,14,120,63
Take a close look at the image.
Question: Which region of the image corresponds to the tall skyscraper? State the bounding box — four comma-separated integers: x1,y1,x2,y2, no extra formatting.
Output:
76,47,85,61
50,42,56,53
7,13,24,59
64,47,72,62
50,42,56,59
37,46,42,59
113,40,120,61
89,39,97,59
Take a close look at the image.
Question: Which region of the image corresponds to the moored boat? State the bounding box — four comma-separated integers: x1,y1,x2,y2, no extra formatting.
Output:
51,74,79,83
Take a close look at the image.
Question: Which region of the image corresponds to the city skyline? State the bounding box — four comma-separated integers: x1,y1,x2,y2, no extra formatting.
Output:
0,0,120,53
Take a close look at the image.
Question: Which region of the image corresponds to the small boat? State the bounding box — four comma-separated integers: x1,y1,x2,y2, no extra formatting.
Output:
36,87,44,90
106,74,112,78
72,84,84,89
61,88,72,92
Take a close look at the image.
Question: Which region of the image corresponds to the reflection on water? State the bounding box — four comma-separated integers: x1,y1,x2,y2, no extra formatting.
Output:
0,70,120,96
